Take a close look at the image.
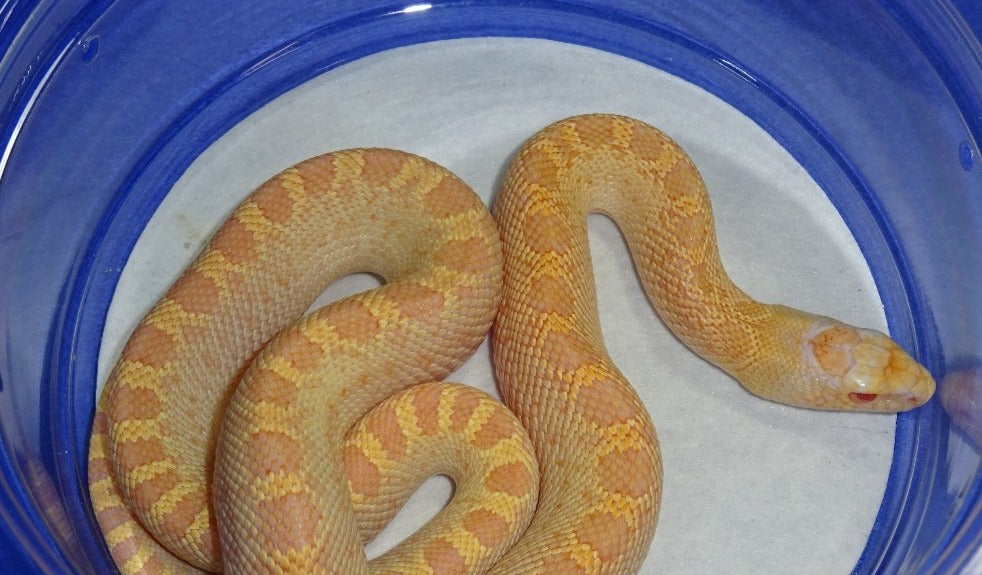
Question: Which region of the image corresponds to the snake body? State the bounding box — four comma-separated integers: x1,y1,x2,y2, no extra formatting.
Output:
89,115,935,574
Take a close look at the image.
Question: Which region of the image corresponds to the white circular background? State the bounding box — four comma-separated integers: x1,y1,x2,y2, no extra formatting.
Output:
99,38,897,575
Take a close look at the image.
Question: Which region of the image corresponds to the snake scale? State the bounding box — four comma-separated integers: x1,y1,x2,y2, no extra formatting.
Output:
89,114,936,574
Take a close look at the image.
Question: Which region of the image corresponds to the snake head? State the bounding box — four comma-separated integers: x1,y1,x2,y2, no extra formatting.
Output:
797,319,935,412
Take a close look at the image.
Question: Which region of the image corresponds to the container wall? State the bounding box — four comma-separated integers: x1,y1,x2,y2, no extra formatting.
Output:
0,1,979,573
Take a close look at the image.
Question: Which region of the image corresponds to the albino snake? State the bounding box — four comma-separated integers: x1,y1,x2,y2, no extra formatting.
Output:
89,114,936,574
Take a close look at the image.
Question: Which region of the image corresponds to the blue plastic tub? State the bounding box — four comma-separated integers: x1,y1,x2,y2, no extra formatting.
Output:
0,1,979,573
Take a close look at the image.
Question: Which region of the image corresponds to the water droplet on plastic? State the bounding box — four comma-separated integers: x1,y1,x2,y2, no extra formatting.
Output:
959,141,974,171
80,36,100,63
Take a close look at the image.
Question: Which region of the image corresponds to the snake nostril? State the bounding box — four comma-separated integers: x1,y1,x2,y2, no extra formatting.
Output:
849,392,878,403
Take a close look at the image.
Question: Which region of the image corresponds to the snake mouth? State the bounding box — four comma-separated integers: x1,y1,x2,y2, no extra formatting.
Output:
848,392,923,411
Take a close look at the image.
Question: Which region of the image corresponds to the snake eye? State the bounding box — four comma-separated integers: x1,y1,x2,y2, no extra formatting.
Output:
849,392,878,403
